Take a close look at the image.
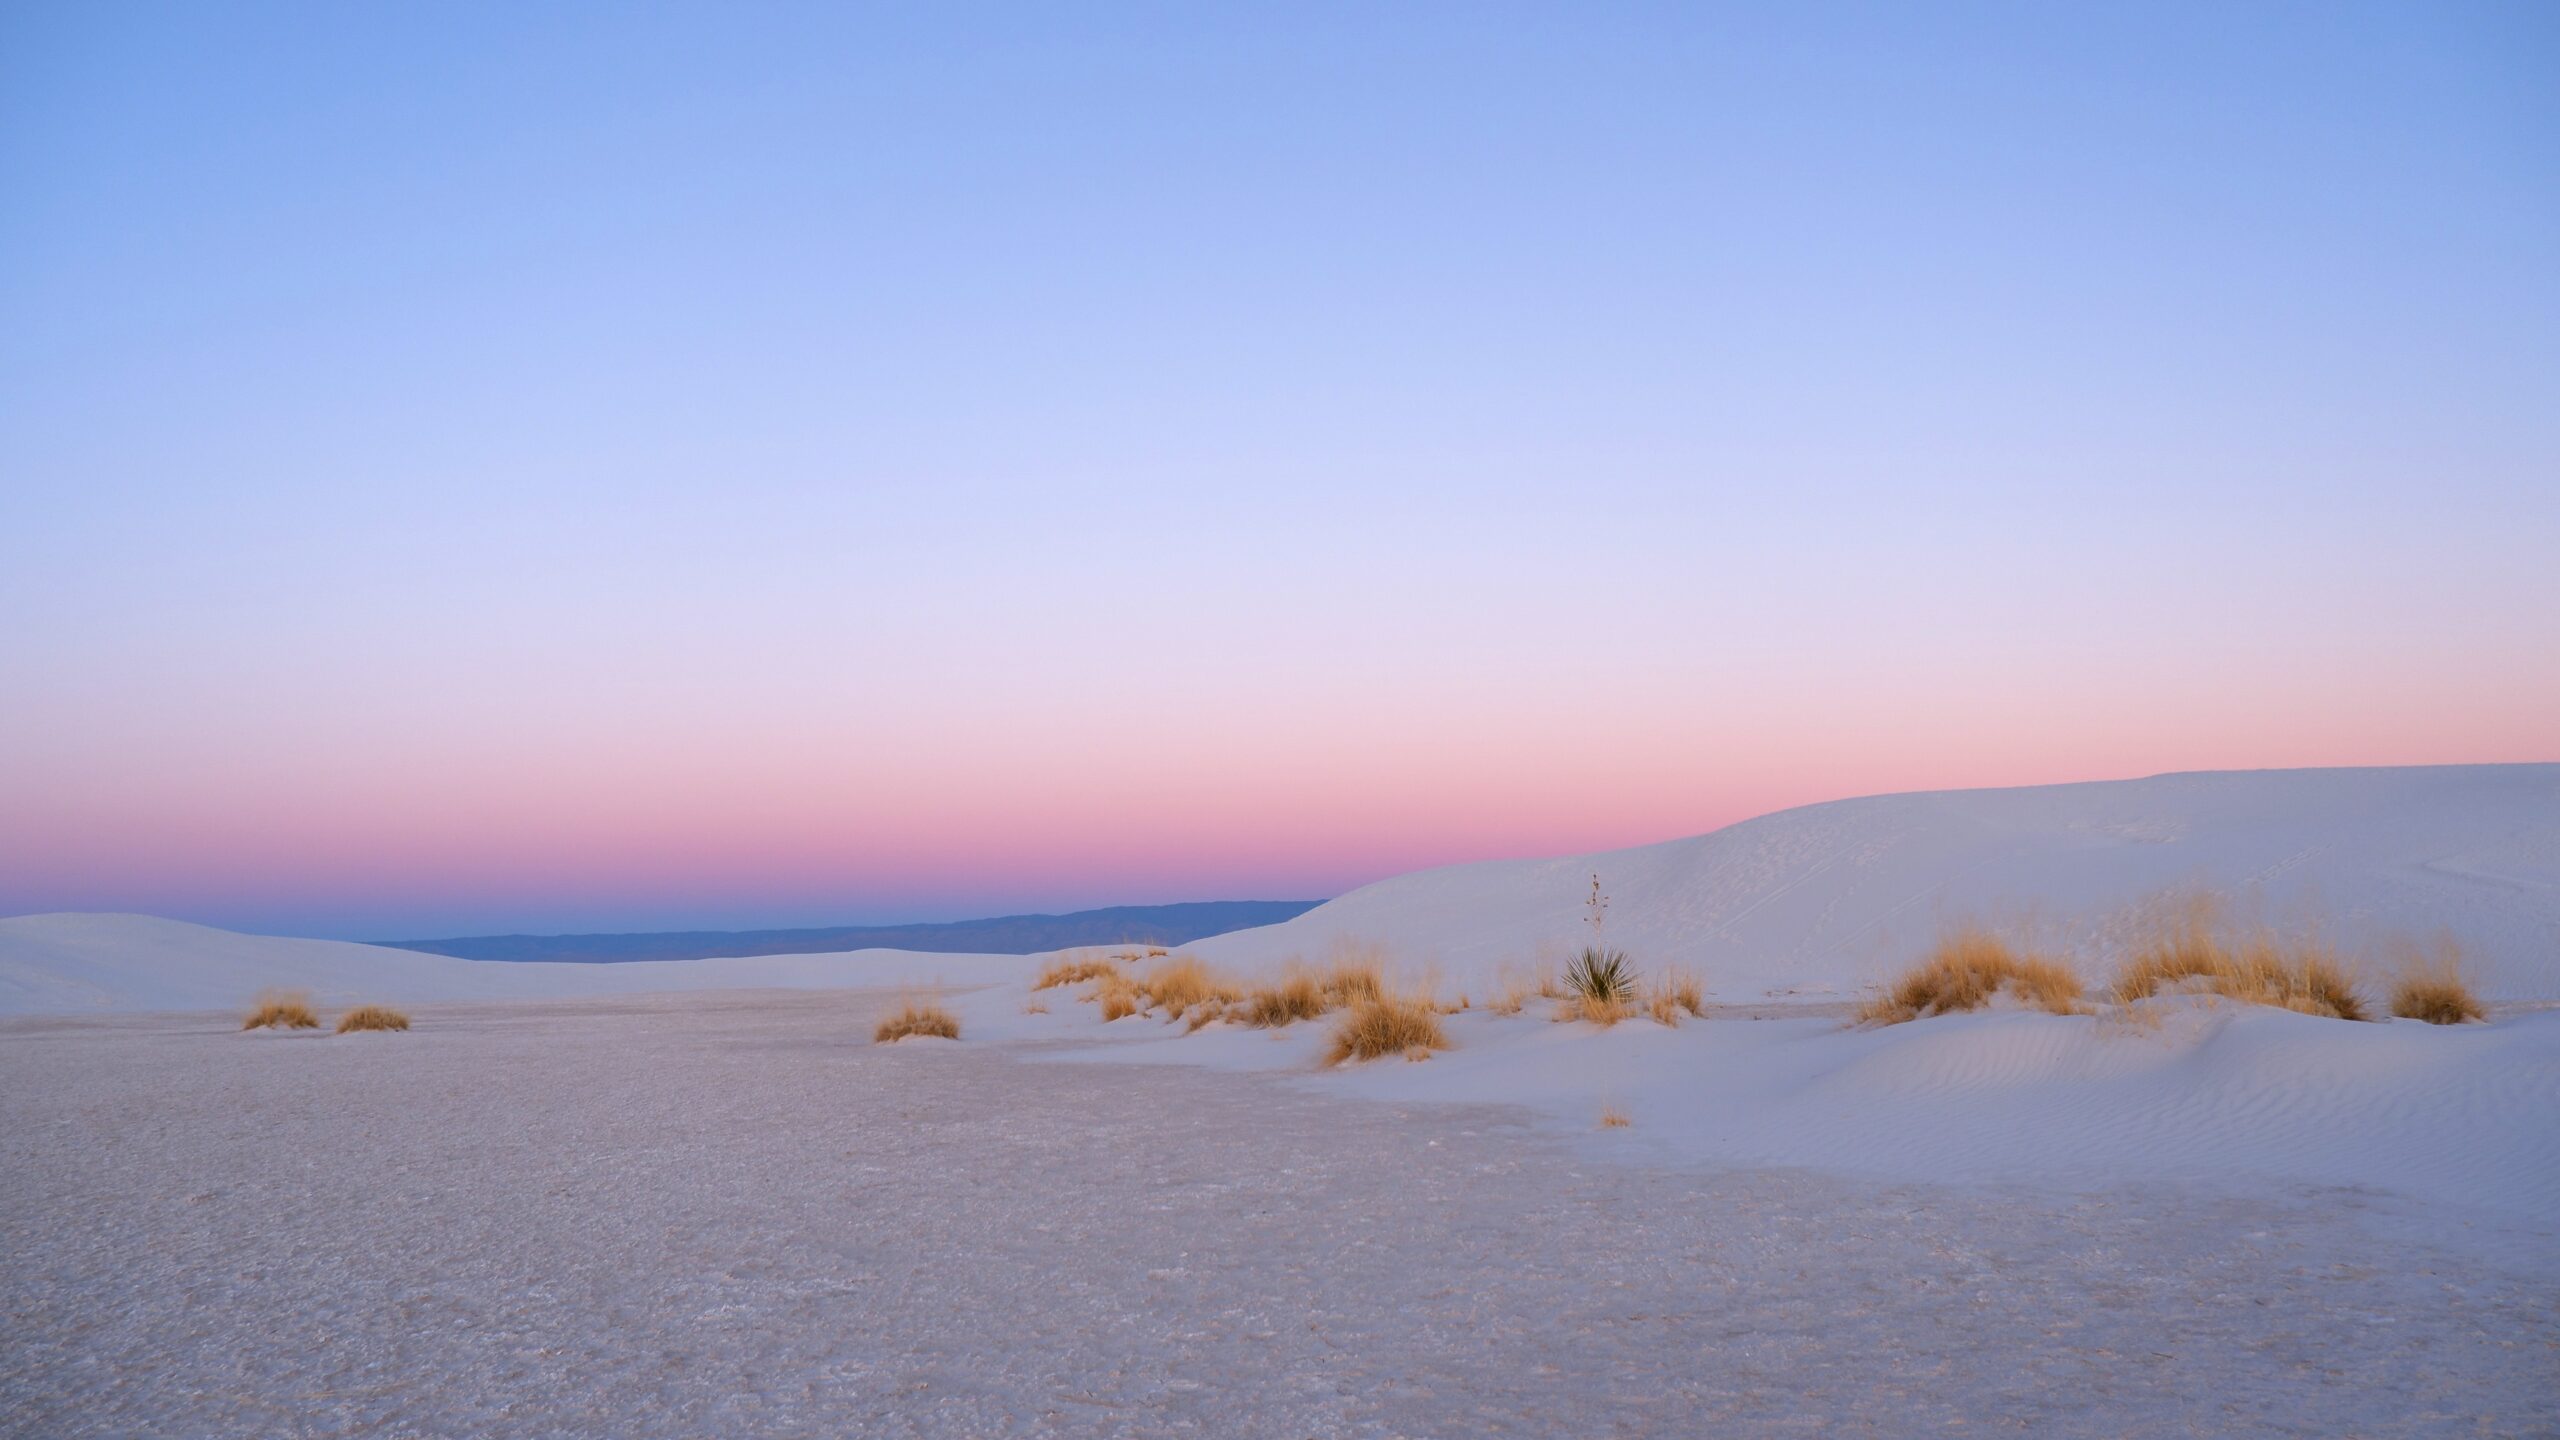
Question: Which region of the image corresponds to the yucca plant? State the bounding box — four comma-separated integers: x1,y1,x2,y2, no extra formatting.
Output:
1565,946,1638,1003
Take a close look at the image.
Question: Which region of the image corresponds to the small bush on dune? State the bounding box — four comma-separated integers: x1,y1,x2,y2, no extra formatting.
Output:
1034,953,1121,990
1244,968,1329,1027
1858,926,2086,1025
1325,992,1447,1064
334,1004,409,1034
242,991,321,1031
1561,991,1633,1026
1553,943,1641,1026
1564,947,1638,1004
1136,955,1240,1019
2109,908,2365,1020
874,1001,961,1043
1647,967,1706,1025
2388,937,2484,1025
1599,1105,1632,1129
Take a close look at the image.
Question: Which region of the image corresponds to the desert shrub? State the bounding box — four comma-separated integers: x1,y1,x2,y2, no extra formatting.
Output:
1097,987,1140,1022
1564,947,1638,1004
1034,952,1123,990
2387,937,2484,1025
1560,992,1633,1026
2109,910,2365,1020
1599,1106,1632,1129
1022,1000,1050,1015
1244,968,1329,1027
1647,966,1705,1024
334,1005,410,1034
873,1002,961,1043
1135,955,1239,1019
1857,926,2086,1025
242,990,320,1031
1325,993,1447,1064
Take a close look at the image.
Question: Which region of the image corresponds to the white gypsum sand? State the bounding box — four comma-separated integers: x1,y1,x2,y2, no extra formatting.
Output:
2,991,2553,1439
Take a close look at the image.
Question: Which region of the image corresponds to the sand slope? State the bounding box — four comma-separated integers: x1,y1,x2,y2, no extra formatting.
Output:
0,913,1029,1015
1192,763,2560,1000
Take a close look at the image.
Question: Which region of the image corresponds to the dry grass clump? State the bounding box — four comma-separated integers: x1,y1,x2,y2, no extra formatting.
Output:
1325,992,1447,1064
2387,937,2484,1025
1244,968,1328,1027
1238,952,1390,1028
1486,963,1554,1016
1560,992,1633,1026
242,990,321,1031
1647,967,1706,1025
1034,953,1120,990
1599,1105,1632,1129
1097,985,1140,1022
1135,955,1240,1019
1857,926,2087,1025
873,1001,961,1043
1078,955,1242,1023
2108,908,2365,1020
334,1005,410,1034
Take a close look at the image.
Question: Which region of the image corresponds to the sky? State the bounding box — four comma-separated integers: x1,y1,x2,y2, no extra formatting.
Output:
3,2,2556,939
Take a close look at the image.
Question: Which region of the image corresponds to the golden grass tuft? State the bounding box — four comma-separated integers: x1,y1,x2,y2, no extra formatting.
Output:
1134,954,1240,1019
1646,966,1706,1025
1034,953,1120,990
242,990,321,1031
2108,906,2365,1020
1487,963,1552,1016
2387,936,2484,1025
873,1001,961,1043
1090,968,1141,1024
1857,925,2087,1025
1243,967,1329,1027
1599,1105,1632,1129
333,1004,409,1034
1022,1000,1050,1015
1557,991,1632,1026
1324,992,1447,1064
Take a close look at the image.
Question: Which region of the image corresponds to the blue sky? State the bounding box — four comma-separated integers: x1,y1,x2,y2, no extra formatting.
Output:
4,2,2555,937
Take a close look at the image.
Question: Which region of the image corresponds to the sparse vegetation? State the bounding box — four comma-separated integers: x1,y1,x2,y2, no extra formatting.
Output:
2387,936,2485,1025
1487,963,1554,1016
1034,953,1119,990
334,1005,409,1033
1325,992,1447,1064
1022,1000,1050,1015
2108,904,2365,1020
1237,951,1388,1028
1243,968,1328,1027
1133,955,1240,1019
1560,991,1633,1026
1857,925,2086,1025
1559,872,1640,1022
1564,948,1638,1004
873,1001,961,1043
1599,1105,1632,1129
242,990,320,1031
1647,966,1706,1025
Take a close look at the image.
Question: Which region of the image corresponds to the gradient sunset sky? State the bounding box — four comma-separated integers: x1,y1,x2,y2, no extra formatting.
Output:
4,3,2555,938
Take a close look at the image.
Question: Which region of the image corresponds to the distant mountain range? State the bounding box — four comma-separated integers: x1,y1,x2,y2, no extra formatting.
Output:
372,900,1324,964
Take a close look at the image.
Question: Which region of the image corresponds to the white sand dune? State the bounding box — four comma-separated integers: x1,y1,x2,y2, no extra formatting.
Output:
1192,762,2560,1001
0,912,1029,1016
1007,997,2560,1222
9,764,2551,1016
5,763,2555,1229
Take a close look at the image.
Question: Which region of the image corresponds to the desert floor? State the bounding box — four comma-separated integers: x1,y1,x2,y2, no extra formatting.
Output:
3,990,2553,1439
